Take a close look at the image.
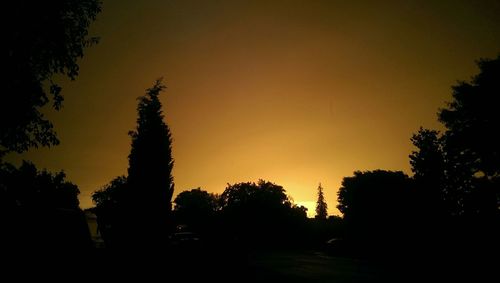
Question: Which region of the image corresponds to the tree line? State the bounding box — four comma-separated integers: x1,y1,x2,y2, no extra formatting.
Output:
1,0,498,258
89,53,499,254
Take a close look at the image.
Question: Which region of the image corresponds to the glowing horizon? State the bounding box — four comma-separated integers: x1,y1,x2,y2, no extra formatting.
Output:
6,0,500,216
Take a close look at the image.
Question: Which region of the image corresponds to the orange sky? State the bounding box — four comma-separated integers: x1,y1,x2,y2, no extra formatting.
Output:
7,0,500,216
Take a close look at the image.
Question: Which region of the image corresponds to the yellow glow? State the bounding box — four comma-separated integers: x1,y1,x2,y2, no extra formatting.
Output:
296,201,317,218
6,1,500,217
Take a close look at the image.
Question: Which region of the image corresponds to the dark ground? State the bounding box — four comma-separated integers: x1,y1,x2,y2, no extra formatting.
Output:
6,246,495,282
246,250,389,283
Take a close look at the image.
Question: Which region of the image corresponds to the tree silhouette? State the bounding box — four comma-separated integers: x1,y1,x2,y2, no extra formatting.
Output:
220,180,307,246
337,170,414,252
437,55,500,217
315,183,328,220
91,176,128,247
1,161,91,249
439,55,500,180
410,128,448,217
411,55,500,218
126,78,175,246
92,176,128,209
404,56,500,262
2,1,101,156
173,188,219,234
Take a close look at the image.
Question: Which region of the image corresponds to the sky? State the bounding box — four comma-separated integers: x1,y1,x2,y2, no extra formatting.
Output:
7,0,500,216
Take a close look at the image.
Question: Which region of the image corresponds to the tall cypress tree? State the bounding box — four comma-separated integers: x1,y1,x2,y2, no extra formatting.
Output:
127,79,174,244
315,183,328,220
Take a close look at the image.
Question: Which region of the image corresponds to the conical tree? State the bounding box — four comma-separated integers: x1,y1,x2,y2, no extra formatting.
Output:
315,183,328,220
127,79,174,244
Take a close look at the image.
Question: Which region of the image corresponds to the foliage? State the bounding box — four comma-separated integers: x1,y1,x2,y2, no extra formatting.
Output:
123,79,176,245
1,161,80,210
219,180,308,244
438,55,500,179
220,180,289,210
410,128,448,216
438,55,500,217
127,79,174,213
2,0,102,155
92,176,128,208
0,161,91,248
91,175,129,247
337,170,413,240
89,79,176,247
410,128,445,184
410,55,500,217
315,183,328,220
173,188,220,232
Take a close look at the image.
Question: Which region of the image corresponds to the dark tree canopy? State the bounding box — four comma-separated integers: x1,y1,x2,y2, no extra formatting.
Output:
173,188,219,227
410,55,500,218
1,161,80,210
315,183,328,220
88,79,175,248
127,79,174,209
219,180,307,244
220,180,289,210
126,79,175,243
337,170,413,235
92,176,128,209
410,128,448,216
1,161,91,248
406,56,500,258
91,175,129,247
2,0,101,156
438,55,500,179
410,128,445,183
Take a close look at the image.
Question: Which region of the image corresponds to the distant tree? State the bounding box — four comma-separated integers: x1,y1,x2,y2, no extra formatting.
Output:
1,161,91,248
220,180,307,245
91,176,128,247
315,183,328,220
220,180,289,210
291,204,309,220
126,79,175,244
173,188,219,232
92,176,128,208
2,1,101,156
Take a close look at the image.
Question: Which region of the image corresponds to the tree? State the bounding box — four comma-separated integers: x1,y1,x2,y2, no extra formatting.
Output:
219,180,307,245
1,161,91,248
173,188,219,233
433,55,499,217
2,1,101,156
315,183,328,220
337,170,413,244
405,56,500,256
92,176,128,209
410,128,448,217
438,55,500,180
91,176,129,247
440,55,500,256
126,79,175,244
1,161,80,210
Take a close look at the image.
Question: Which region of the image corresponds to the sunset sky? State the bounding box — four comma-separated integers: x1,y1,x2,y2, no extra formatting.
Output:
7,0,500,216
